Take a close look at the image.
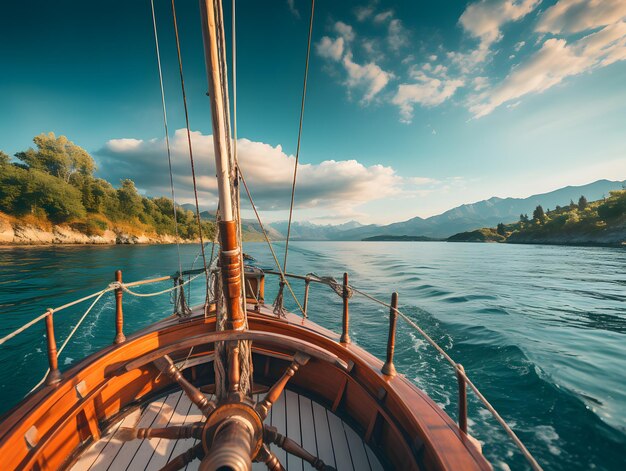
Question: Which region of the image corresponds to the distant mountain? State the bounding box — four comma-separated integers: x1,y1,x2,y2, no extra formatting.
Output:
268,220,364,240
362,235,440,242
194,209,284,241
337,179,626,240
183,179,626,241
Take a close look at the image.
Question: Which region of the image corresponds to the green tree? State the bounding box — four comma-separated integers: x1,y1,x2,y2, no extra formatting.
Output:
597,190,626,220
117,179,143,218
578,195,588,211
21,169,86,221
0,150,10,166
533,205,545,223
496,223,506,236
15,132,96,183
0,162,27,213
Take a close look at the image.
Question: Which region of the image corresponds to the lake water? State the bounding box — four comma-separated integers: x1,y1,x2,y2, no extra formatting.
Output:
0,242,624,470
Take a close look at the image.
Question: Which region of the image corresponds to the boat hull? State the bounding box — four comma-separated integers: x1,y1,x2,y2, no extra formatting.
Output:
0,307,489,470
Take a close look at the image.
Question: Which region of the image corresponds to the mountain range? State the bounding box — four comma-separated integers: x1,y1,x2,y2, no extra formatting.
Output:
268,179,626,240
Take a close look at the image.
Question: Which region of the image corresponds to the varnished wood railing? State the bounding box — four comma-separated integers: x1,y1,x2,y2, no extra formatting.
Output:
44,310,61,386
340,272,350,344
0,265,540,470
381,292,398,377
260,270,541,470
114,270,126,344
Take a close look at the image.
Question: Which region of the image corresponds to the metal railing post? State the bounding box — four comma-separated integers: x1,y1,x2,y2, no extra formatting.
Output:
340,272,350,344
114,270,126,344
381,292,398,377
456,363,468,433
302,277,310,318
45,310,62,385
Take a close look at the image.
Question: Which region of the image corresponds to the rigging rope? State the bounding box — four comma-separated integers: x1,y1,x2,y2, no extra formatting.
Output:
150,0,183,276
282,0,315,272
238,167,306,317
29,290,108,393
113,272,204,297
306,273,353,298
170,0,211,314
275,0,315,314
347,284,543,471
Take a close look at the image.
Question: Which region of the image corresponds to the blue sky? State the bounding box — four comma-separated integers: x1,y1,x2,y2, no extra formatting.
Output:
1,0,625,224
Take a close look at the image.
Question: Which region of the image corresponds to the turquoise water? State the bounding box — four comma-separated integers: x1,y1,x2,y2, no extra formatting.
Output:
0,242,624,470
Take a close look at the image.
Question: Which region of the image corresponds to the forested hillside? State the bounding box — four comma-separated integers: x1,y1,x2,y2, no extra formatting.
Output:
449,192,626,247
0,133,214,242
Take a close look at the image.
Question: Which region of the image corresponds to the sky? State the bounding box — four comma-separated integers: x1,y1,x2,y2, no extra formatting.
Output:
1,0,625,225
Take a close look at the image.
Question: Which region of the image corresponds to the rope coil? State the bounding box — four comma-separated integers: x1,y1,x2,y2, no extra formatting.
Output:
306,273,353,299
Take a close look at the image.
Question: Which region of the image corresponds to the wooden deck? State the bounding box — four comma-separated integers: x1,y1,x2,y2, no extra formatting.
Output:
70,389,385,471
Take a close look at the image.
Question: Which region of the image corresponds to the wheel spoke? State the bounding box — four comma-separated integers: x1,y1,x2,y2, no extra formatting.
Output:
255,352,310,419
157,443,204,471
264,425,336,470
153,355,216,416
255,444,286,471
117,423,204,441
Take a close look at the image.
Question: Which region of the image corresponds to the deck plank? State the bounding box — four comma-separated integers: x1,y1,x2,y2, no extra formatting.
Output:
70,411,133,471
343,422,371,471
165,394,206,471
145,392,192,470
366,446,385,471
125,392,182,471
299,396,318,471
270,391,287,467
73,389,383,471
327,410,353,471
183,394,212,471
312,401,336,469
285,390,303,471
104,396,169,471
79,408,141,471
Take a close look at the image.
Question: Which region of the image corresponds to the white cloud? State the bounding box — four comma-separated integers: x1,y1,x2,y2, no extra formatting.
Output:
473,76,489,91
374,10,393,23
104,138,143,153
286,0,299,19
393,77,464,123
388,18,409,51
469,20,626,117
316,36,344,61
335,21,355,42
537,0,626,34
342,52,393,103
514,40,526,51
316,21,392,103
97,130,417,211
355,5,375,22
453,0,541,71
460,0,542,49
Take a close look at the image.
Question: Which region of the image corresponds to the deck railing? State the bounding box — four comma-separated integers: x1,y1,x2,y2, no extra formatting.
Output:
0,267,542,470
262,269,542,471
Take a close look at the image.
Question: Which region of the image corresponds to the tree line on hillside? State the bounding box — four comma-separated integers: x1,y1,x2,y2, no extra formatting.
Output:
495,191,626,238
451,191,625,244
0,133,214,239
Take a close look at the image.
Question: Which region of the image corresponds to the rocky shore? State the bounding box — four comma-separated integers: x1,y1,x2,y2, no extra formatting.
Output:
0,217,189,245
448,224,625,247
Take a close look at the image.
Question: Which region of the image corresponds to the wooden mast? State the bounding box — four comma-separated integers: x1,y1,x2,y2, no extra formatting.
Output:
199,0,244,332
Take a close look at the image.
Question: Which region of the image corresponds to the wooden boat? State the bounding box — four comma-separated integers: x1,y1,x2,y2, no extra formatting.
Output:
0,1,541,470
